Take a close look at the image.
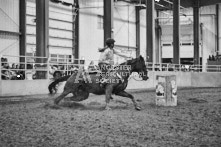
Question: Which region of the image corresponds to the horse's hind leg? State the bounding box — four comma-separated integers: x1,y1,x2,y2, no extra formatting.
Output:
104,85,114,110
115,91,141,110
54,89,71,105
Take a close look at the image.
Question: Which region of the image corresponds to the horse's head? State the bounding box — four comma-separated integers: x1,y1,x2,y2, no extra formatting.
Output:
128,55,149,80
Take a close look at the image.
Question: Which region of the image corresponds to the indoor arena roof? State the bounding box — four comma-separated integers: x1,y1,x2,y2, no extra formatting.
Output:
119,0,221,10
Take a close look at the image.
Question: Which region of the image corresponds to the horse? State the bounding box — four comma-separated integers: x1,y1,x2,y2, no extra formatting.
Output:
49,55,148,110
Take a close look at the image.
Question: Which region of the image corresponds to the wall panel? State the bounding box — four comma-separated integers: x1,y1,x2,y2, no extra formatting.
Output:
0,0,19,65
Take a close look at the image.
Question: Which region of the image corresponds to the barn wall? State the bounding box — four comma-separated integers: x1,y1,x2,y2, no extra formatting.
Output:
78,1,137,66
0,0,19,64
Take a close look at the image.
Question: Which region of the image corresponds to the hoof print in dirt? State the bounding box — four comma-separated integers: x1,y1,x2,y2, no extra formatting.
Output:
136,99,142,102
188,98,207,103
135,106,141,111
50,104,61,109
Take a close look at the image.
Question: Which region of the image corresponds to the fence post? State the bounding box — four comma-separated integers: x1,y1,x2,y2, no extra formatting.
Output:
152,63,154,71
47,58,50,80
0,54,2,80
24,55,27,80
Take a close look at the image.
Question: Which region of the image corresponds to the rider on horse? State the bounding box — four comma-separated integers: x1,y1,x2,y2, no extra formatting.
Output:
98,38,131,87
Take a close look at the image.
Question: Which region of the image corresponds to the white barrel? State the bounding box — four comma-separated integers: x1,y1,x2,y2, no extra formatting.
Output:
156,75,177,106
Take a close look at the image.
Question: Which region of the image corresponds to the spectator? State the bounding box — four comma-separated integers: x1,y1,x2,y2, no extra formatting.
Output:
185,65,190,71
162,65,166,71
212,55,215,61
154,64,161,71
71,65,79,73
181,65,185,72
18,64,25,79
168,62,174,71
53,70,62,80
11,63,16,69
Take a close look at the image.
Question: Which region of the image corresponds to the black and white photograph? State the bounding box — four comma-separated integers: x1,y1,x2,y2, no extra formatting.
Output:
0,0,221,146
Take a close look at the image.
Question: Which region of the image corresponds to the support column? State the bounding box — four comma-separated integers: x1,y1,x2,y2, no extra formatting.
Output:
36,0,49,60
193,0,200,65
216,4,219,56
104,0,114,45
135,7,140,57
74,0,79,62
146,0,155,62
155,10,161,63
36,0,49,79
19,0,26,62
173,0,180,64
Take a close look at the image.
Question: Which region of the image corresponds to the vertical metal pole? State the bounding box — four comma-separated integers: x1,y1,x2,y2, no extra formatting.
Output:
155,10,161,63
135,7,140,57
19,0,26,63
104,0,114,46
146,0,155,62
47,58,49,80
193,0,200,65
173,0,180,64
216,4,219,56
36,0,49,79
0,54,2,80
36,0,49,61
74,0,79,63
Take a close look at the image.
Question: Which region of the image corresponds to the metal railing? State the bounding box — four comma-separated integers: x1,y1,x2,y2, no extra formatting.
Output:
0,55,85,80
146,62,221,72
1,54,221,81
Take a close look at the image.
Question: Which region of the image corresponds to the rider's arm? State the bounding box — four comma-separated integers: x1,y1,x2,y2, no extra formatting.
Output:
113,49,131,59
98,49,110,64
98,46,108,52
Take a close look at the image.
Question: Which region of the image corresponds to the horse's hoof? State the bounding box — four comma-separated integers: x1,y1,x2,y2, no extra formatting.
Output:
135,106,141,111
54,100,59,105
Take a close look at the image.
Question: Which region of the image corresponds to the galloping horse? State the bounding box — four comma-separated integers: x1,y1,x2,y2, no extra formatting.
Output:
49,55,148,110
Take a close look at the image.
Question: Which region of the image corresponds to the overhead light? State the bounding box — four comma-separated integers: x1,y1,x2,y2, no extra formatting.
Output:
61,1,72,6
50,0,60,3
135,4,146,8
50,0,73,7
155,0,160,2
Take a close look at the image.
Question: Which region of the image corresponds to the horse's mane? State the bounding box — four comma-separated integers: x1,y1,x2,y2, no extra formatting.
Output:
119,55,145,65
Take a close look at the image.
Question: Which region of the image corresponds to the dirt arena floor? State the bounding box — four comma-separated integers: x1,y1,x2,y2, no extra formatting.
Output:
0,87,221,147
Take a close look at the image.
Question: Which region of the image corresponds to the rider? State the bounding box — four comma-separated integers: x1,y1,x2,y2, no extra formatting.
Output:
98,38,131,87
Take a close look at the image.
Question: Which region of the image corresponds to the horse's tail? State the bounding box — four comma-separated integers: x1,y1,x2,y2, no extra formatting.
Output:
48,75,71,94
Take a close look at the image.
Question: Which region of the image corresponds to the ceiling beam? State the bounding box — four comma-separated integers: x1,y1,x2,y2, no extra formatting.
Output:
117,0,221,10
200,0,221,7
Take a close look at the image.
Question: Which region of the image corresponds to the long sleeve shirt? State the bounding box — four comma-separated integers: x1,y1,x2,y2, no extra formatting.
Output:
98,48,129,65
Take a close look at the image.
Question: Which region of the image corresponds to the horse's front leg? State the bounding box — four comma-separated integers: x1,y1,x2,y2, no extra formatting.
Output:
54,89,71,105
115,91,141,110
104,85,114,110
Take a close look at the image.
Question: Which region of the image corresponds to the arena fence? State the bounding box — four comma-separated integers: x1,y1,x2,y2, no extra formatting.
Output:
146,62,221,72
1,55,221,96
0,55,85,80
1,54,221,81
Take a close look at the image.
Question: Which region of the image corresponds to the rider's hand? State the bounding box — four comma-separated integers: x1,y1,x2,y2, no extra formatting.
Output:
98,46,108,52
127,57,132,60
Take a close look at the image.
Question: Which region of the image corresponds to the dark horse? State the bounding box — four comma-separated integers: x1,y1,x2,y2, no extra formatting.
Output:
49,55,148,110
